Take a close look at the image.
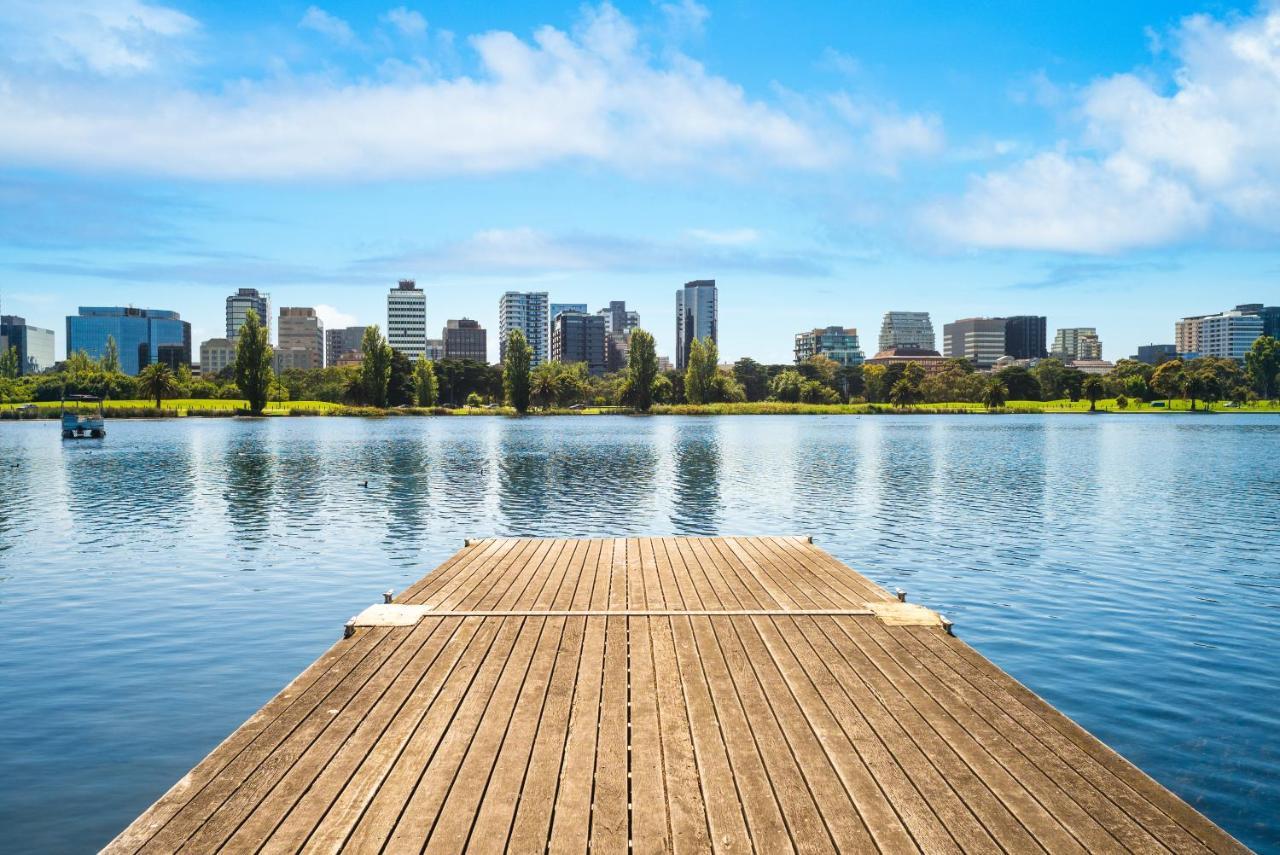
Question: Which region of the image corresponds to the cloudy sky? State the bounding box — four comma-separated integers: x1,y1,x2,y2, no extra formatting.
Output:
1,0,1277,362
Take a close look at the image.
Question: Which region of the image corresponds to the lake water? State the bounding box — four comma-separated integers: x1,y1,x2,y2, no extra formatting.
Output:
1,415,1277,852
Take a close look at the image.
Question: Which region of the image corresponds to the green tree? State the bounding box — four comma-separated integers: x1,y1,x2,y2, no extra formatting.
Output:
732,357,768,402
1032,358,1069,400
994,365,1040,401
137,362,179,409
626,329,659,411
234,308,274,414
981,379,1008,410
1082,375,1104,411
387,350,415,407
684,338,718,404
889,378,918,408
1244,335,1280,400
0,346,18,379
413,356,439,406
100,336,121,373
359,325,393,407
769,369,804,402
503,329,533,413
1150,358,1183,406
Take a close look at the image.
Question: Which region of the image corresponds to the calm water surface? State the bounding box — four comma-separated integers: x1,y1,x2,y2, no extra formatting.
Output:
1,415,1277,852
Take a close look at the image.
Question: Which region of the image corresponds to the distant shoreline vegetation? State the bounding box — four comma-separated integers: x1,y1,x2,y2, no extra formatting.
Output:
2,317,1278,418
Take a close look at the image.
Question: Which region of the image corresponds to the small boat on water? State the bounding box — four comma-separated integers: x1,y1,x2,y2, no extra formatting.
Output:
61,394,106,439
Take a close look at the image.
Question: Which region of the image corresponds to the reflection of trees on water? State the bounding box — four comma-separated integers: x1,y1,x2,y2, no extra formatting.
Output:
671,425,721,535
381,437,432,562
224,437,275,555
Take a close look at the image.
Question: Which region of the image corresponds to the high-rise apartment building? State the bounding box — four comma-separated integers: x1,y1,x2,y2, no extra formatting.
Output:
878,311,935,352
424,339,445,361
443,319,487,362
551,311,607,376
199,338,237,377
676,280,717,370
387,280,427,360
499,292,549,365
325,326,367,368
1052,327,1102,361
794,326,864,366
226,288,270,340
275,307,324,371
943,318,1007,368
550,303,588,323
0,315,55,375
599,300,640,335
1188,311,1264,360
1003,316,1048,360
67,307,191,375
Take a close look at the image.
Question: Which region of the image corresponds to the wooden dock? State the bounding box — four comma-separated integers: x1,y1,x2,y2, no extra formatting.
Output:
106,537,1245,853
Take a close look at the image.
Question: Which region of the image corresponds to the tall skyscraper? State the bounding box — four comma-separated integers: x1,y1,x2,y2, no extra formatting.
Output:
1052,327,1102,360
1236,303,1280,339
325,326,368,368
551,311,607,376
1003,316,1048,360
0,315,55,375
387,280,427,360
943,317,1007,368
499,291,549,365
276,307,324,371
675,280,717,370
226,288,270,340
793,327,864,366
443,318,487,362
67,307,191,375
878,311,935,352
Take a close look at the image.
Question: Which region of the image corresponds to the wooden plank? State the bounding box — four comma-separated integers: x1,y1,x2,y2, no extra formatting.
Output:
589,615,629,852
627,615,672,855
545,613,607,851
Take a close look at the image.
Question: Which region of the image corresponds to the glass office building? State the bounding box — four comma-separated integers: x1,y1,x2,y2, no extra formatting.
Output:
0,315,56,375
67,307,191,375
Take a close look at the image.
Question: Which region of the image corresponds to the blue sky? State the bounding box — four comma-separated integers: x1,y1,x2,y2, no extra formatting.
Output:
1,0,1277,363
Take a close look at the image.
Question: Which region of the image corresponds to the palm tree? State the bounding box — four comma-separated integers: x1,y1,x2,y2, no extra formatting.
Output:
981,379,1008,411
137,362,179,409
1082,375,1104,412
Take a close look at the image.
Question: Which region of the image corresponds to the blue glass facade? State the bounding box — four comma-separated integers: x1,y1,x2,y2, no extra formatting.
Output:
66,307,191,375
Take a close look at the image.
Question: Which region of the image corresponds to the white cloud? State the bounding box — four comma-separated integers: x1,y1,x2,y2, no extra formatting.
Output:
659,0,709,39
929,6,1280,253
315,304,360,329
830,94,945,175
382,7,427,38
0,0,197,75
686,228,760,246
0,2,848,180
299,6,357,46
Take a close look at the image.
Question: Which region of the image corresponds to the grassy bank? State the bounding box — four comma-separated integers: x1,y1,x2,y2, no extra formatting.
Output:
3,398,1278,419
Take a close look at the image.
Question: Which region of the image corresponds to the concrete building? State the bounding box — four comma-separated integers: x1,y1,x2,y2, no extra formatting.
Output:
387,280,427,360
226,288,270,341
277,307,324,370
67,307,191,375
1175,316,1204,356
1196,310,1264,360
676,280,717,370
424,339,445,361
878,311,935,352
657,356,673,373
551,310,607,376
1071,359,1115,375
550,303,587,323
599,301,640,335
325,326,367,368
199,338,237,377
865,347,949,375
1052,327,1102,361
794,326,864,366
444,319,487,362
1004,316,1048,360
499,291,549,365
1133,344,1177,365
943,317,1006,368
0,315,56,375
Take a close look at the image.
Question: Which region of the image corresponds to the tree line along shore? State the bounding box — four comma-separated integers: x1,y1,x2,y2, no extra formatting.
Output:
3,310,1279,417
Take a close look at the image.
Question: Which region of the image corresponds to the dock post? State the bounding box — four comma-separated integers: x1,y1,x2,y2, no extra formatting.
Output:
343,619,355,639
896,588,907,602
383,591,394,604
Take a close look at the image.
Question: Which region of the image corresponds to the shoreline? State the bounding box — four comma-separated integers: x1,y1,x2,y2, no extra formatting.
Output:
3,399,1279,419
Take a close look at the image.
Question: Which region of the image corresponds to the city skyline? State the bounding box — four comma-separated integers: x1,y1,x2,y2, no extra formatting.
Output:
2,1,1278,366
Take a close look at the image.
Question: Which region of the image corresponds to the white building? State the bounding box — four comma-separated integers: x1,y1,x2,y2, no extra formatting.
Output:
1052,327,1102,360
878,311,935,352
1193,311,1263,360
199,338,237,377
499,291,549,365
387,280,427,360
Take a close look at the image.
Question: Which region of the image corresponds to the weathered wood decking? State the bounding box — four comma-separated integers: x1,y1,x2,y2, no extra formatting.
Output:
106,537,1246,853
